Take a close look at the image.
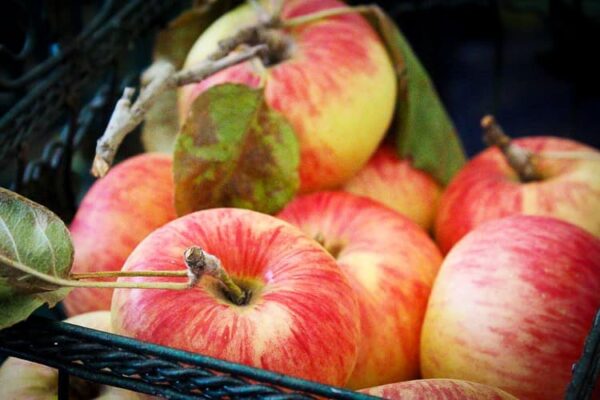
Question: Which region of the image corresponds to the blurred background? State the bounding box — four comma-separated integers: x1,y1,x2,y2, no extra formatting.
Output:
381,0,600,156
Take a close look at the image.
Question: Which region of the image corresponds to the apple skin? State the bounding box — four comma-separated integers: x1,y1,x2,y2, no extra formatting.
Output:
179,0,396,193
435,136,600,254
0,311,142,399
343,146,442,230
360,379,517,399
63,153,176,316
421,215,600,400
111,208,360,387
277,192,442,389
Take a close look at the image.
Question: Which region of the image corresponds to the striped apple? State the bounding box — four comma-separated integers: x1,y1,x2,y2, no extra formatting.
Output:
111,208,360,386
360,379,517,399
179,0,396,193
343,146,442,231
63,153,176,316
421,215,600,400
278,192,442,389
435,136,600,254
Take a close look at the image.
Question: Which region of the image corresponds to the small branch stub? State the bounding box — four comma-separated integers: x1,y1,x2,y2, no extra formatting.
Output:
91,45,268,178
481,115,542,182
184,246,247,305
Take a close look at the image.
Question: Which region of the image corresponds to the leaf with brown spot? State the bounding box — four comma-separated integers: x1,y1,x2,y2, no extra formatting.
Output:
365,6,466,185
174,84,299,216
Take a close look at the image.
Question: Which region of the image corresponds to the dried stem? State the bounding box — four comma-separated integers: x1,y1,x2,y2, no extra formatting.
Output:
91,44,268,178
71,270,188,280
1,253,194,291
282,5,373,28
481,115,542,182
184,246,247,305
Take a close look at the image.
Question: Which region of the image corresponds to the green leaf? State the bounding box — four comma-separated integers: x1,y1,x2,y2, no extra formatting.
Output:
174,84,300,216
0,188,73,329
0,286,69,330
366,7,466,185
142,0,239,153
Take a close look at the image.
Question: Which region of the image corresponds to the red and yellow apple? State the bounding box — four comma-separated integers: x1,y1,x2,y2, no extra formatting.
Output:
421,215,600,400
278,192,442,389
360,379,517,399
435,136,600,253
343,146,442,230
63,153,176,316
0,311,141,399
179,0,396,192
111,208,360,387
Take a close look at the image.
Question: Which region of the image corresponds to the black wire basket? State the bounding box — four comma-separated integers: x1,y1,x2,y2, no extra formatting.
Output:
0,0,599,399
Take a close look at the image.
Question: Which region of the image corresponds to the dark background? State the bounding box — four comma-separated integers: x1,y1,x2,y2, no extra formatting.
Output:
384,0,600,156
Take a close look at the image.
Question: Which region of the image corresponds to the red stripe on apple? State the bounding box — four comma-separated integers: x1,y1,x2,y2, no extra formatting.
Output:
422,215,600,399
278,191,443,389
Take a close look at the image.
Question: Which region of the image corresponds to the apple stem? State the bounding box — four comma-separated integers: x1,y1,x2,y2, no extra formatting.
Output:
183,246,247,306
481,115,542,182
71,270,189,280
281,5,373,28
0,253,195,291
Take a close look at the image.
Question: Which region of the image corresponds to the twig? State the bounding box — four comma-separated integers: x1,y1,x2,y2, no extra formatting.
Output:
91,44,268,178
71,270,188,280
481,115,542,182
282,5,372,28
0,253,192,291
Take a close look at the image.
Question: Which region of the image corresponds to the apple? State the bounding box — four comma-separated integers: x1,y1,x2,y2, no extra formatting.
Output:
0,311,141,399
343,146,442,230
63,153,176,316
435,136,600,254
277,191,442,389
421,215,600,400
179,0,396,193
360,379,517,399
111,208,360,387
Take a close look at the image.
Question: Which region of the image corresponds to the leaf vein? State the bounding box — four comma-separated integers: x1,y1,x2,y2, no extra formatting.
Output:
0,215,22,264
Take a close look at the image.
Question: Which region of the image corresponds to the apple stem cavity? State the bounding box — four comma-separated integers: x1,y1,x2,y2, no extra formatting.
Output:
183,246,248,306
481,115,543,183
209,25,293,67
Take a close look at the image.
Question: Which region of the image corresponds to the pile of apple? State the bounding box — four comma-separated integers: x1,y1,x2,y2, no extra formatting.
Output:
3,0,599,399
